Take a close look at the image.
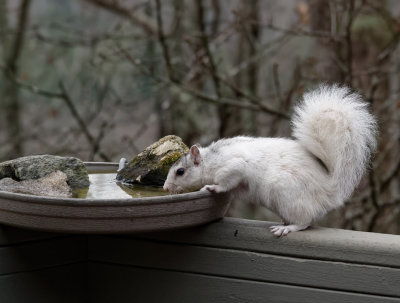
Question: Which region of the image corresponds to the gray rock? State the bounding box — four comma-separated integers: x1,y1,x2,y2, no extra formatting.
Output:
0,155,89,189
0,171,71,197
116,135,189,186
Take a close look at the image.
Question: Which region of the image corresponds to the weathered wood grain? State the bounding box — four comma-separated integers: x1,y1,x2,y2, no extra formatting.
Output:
88,262,400,303
88,236,400,297
1,189,400,303
139,217,400,268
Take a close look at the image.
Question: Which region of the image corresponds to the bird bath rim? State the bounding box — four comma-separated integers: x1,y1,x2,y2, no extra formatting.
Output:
0,162,230,234
0,162,213,205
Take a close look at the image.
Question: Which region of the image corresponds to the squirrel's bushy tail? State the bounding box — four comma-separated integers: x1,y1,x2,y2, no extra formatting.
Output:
292,85,378,201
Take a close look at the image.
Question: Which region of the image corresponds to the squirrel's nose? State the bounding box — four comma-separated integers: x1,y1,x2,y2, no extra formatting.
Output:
163,184,169,192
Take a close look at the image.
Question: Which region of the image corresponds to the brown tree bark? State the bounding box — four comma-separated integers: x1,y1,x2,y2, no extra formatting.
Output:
0,0,31,158
307,0,343,83
219,0,262,137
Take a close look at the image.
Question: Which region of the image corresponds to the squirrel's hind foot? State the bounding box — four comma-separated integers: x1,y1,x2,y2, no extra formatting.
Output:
269,224,309,237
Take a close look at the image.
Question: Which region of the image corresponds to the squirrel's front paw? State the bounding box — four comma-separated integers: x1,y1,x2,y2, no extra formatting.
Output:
200,185,220,193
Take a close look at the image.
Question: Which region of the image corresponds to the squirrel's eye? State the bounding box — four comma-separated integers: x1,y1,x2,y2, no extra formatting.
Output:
176,168,185,176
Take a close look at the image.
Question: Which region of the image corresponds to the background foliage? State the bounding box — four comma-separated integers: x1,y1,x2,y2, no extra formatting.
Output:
0,0,399,233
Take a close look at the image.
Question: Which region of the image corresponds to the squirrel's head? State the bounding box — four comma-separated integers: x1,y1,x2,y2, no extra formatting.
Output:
163,144,204,194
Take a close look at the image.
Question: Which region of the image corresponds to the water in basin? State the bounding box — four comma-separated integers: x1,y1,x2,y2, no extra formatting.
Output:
73,173,168,199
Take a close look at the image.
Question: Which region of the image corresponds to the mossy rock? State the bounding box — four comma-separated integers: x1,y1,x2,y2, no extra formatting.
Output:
0,155,89,189
0,171,71,197
116,135,189,186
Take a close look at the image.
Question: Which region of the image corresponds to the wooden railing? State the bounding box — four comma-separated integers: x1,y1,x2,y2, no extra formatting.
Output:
1,217,400,302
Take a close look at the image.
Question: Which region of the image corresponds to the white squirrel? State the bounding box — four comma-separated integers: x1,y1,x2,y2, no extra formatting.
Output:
163,85,378,236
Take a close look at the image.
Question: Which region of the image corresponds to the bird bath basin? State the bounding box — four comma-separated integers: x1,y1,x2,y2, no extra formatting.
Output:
0,162,231,234
72,172,169,199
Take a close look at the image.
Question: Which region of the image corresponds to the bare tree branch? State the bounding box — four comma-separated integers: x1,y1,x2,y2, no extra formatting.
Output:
154,0,175,81
196,0,221,98
0,64,111,161
344,0,354,86
115,44,289,119
0,0,31,156
82,0,157,37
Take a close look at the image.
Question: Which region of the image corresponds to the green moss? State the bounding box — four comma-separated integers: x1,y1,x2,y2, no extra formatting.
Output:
128,157,139,166
116,135,189,186
161,151,185,166
147,153,156,161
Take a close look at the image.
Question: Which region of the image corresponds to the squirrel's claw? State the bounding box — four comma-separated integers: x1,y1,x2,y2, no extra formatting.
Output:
269,224,309,237
200,185,218,193
201,184,228,193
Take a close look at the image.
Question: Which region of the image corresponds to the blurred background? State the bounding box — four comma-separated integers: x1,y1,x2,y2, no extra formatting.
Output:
0,0,399,233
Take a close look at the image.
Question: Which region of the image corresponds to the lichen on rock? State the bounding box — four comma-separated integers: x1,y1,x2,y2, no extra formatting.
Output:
0,155,89,189
0,171,71,197
116,135,189,186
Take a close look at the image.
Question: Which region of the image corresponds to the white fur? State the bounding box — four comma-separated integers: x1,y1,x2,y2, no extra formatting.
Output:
163,85,378,236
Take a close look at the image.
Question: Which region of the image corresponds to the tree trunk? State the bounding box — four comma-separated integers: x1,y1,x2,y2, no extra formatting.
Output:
0,0,31,159
245,0,259,135
307,0,343,83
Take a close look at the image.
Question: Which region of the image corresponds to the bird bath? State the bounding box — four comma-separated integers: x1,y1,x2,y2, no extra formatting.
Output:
72,173,169,199
0,162,230,234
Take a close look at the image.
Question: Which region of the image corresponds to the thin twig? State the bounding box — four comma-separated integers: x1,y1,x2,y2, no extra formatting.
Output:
83,0,157,36
183,34,289,119
115,44,289,118
0,64,111,161
368,168,381,232
263,22,343,42
58,82,111,161
58,83,95,146
345,0,354,86
195,0,221,98
381,156,400,192
272,63,282,104
154,0,176,82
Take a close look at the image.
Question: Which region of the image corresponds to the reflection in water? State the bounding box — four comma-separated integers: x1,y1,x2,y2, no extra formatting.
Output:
73,173,168,199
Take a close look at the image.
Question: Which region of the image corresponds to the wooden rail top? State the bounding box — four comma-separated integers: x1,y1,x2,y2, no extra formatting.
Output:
141,217,400,268
1,217,400,302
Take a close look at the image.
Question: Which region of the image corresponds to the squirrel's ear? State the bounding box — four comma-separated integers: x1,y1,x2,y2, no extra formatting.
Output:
190,145,201,165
